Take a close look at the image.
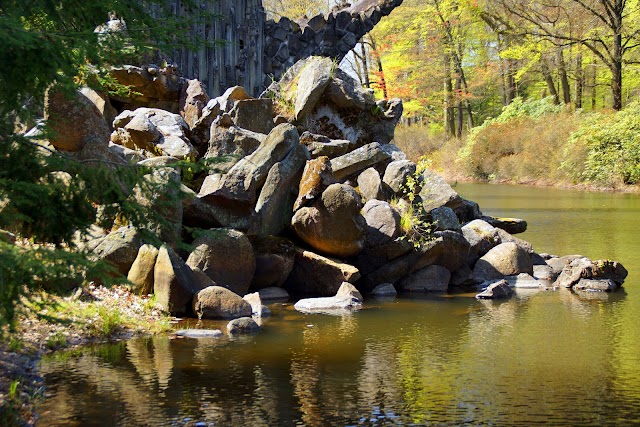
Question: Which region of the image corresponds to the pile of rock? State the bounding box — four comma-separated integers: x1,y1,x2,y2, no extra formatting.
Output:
33,56,627,326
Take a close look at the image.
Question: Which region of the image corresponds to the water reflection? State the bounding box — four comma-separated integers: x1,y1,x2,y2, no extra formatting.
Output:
39,184,640,426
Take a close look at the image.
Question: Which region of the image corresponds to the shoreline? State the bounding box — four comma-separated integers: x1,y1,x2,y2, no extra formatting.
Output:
0,285,173,426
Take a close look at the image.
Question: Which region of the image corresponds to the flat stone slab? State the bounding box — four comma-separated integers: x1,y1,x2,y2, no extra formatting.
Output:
174,329,223,338
294,296,362,313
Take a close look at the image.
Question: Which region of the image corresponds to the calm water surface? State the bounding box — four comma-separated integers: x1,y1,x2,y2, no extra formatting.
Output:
39,183,640,426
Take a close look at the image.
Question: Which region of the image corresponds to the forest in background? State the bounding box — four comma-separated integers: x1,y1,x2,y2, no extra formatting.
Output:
266,0,640,188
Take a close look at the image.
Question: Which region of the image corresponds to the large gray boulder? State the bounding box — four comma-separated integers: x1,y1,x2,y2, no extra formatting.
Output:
397,265,451,292
430,206,461,232
362,200,401,246
44,87,111,152
293,57,334,121
93,226,141,276
186,229,256,296
203,123,266,171
553,258,627,289
192,286,252,319
473,242,533,283
154,245,210,316
206,123,300,206
301,132,352,159
284,247,360,296
383,160,417,196
462,219,503,266
258,287,290,301
329,142,391,181
419,169,463,211
229,98,274,134
254,144,310,235
110,108,196,159
357,168,390,202
291,183,366,257
249,235,295,290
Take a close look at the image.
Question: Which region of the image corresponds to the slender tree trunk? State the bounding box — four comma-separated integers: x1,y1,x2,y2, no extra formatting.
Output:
611,32,623,110
591,65,597,110
540,57,560,104
558,50,571,104
575,53,583,109
506,59,517,104
369,37,388,98
444,53,455,138
456,77,463,139
360,42,370,89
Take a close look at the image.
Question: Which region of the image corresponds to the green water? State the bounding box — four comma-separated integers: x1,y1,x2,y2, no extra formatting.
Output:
38,183,640,426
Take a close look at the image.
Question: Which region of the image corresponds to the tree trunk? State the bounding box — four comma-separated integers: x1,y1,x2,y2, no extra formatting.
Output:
540,57,559,104
557,50,571,104
611,32,623,110
575,53,583,109
369,37,388,99
506,59,517,104
444,53,455,138
456,77,463,139
360,42,370,89
591,65,597,110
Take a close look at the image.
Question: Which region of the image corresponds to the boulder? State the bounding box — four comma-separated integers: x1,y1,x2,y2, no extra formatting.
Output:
475,280,514,300
554,258,627,289
533,264,556,281
329,142,391,181
449,264,475,287
294,295,362,313
292,57,334,120
258,287,290,301
397,265,451,292
79,87,118,131
574,279,618,292
326,67,372,110
454,199,483,224
357,168,390,202
179,79,210,128
353,237,414,276
462,219,503,266
291,183,366,257
336,282,363,303
419,169,463,211
249,236,295,290
192,286,252,319
108,65,183,108
382,160,416,196
230,99,275,134
284,247,360,296
127,244,159,295
186,229,256,295
93,226,141,275
44,87,111,152
227,317,261,334
430,206,461,232
546,255,585,276
206,123,299,207
203,124,266,172
362,200,401,246
110,108,196,159
370,283,397,297
217,86,252,112
154,245,209,316
473,242,533,283
302,134,352,158
294,156,337,211
505,273,544,289
481,216,528,234
254,144,310,235
243,292,270,317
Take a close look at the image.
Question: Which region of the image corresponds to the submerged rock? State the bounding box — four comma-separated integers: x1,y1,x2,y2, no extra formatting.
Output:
227,317,261,334
294,296,362,313
175,329,223,338
476,280,514,300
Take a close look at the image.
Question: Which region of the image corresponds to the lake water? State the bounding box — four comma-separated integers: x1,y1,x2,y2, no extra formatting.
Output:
38,183,640,426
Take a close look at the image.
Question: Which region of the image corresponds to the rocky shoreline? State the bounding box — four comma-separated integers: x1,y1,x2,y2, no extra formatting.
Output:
2,55,629,424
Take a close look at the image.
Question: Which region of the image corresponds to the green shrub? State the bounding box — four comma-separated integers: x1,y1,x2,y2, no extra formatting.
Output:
568,103,640,185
